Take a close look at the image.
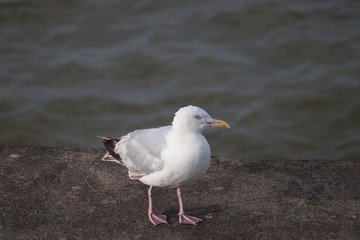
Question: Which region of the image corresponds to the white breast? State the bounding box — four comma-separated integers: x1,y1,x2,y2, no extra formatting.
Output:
139,133,211,188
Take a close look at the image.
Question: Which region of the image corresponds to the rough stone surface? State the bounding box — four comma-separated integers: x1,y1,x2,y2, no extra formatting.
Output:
0,145,359,240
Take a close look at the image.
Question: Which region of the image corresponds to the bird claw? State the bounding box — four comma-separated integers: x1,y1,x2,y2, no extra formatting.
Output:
148,213,168,225
179,214,202,225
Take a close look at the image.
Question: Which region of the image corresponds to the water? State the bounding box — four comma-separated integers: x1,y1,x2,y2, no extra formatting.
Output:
0,0,359,160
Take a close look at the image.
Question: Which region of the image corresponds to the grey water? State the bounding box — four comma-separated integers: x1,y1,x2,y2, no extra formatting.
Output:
1,0,359,160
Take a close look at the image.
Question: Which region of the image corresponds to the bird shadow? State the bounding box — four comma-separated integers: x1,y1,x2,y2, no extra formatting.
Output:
163,204,222,224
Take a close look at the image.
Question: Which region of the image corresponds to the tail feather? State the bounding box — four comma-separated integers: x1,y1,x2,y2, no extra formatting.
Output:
97,136,123,164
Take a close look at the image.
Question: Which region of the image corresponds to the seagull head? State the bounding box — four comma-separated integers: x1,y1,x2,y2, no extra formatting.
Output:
172,105,230,133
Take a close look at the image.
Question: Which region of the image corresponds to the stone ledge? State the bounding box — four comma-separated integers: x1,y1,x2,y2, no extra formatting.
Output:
0,145,359,239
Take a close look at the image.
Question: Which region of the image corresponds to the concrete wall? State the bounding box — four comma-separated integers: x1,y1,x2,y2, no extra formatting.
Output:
1,145,359,239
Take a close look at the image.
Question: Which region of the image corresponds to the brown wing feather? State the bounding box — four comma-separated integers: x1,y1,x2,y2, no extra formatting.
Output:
97,136,123,164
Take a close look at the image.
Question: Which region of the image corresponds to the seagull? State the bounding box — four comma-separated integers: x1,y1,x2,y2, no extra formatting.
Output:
98,105,230,225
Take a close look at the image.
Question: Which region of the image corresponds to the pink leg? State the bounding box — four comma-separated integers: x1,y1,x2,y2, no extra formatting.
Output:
177,187,202,225
147,186,168,225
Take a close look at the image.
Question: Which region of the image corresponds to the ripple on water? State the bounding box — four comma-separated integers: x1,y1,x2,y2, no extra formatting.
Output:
0,0,359,160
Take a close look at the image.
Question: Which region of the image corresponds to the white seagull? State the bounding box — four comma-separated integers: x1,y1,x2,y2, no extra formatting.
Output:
98,105,230,225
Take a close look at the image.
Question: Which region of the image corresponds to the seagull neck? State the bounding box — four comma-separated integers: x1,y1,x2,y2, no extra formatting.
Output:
172,125,202,139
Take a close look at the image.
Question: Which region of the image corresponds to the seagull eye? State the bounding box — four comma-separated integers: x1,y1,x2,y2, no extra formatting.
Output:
194,115,201,120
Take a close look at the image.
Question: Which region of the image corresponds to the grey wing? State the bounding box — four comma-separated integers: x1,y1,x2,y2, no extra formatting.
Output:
115,126,171,176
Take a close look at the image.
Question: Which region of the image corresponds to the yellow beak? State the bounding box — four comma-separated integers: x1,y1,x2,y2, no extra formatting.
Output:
208,119,230,128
